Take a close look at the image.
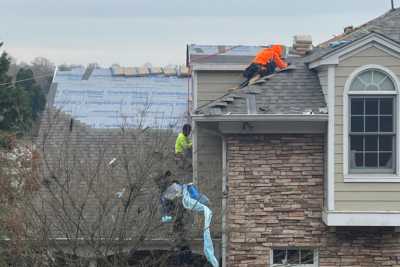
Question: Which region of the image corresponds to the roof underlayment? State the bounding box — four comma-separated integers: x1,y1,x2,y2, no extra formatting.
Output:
50,68,190,130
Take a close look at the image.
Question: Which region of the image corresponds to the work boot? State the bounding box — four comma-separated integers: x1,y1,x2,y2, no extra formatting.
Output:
228,86,240,94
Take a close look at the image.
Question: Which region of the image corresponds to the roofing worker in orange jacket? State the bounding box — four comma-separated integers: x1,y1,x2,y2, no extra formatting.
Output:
229,45,291,93
253,45,288,70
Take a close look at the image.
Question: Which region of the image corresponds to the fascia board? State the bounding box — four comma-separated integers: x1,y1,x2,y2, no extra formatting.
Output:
309,34,400,69
191,64,248,71
309,60,323,69
191,114,328,122
219,121,326,134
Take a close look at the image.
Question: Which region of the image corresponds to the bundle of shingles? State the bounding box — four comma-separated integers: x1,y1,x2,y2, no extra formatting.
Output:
289,35,313,56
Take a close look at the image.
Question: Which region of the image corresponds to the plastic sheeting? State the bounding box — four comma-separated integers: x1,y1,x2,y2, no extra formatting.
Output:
163,183,183,200
161,216,172,222
52,68,191,131
182,185,218,267
158,197,175,215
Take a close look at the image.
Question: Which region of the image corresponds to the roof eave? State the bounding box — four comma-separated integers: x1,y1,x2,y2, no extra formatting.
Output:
192,114,328,122
191,64,249,71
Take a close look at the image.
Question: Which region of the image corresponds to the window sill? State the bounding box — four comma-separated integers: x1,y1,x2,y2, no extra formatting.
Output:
344,174,400,183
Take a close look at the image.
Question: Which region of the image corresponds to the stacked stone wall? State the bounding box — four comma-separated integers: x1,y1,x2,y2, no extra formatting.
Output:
227,134,400,267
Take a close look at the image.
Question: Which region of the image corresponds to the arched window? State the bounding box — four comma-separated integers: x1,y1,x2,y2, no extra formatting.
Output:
348,69,396,173
349,70,395,91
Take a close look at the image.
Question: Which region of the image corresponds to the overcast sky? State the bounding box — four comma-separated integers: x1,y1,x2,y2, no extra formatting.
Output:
0,0,396,68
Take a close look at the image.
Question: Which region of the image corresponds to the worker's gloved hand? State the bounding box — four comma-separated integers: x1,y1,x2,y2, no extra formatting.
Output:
287,62,292,67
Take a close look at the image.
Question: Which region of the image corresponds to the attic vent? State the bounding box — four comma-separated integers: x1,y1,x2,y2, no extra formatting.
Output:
69,119,74,131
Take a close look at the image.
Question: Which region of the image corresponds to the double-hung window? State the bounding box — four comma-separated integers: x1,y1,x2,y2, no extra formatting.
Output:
348,69,396,174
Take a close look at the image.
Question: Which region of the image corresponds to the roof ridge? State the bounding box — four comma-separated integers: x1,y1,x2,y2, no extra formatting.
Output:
317,8,397,47
305,30,400,64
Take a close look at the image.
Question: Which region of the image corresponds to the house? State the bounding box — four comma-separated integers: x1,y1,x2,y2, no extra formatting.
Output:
190,7,400,267
37,7,400,266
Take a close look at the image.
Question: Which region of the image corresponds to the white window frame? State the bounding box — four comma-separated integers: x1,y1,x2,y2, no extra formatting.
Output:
343,64,400,182
270,248,318,267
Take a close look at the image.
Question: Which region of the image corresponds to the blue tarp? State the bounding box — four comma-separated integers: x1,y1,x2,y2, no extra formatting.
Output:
182,185,218,267
177,184,209,204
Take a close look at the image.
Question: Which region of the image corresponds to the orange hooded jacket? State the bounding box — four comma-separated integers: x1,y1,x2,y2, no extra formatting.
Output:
253,45,287,69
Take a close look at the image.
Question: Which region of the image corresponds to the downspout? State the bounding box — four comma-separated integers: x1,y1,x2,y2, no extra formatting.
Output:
202,128,227,267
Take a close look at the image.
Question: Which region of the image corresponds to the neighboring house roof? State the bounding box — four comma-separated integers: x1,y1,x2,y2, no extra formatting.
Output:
42,84,50,94
49,67,189,131
194,56,326,116
305,8,400,63
37,104,180,240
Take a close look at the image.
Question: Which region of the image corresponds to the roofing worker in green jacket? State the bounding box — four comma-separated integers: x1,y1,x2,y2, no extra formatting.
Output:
175,124,192,157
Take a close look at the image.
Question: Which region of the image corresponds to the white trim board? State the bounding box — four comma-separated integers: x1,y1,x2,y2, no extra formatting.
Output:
192,70,198,110
192,121,198,185
344,174,400,182
190,64,248,71
327,66,335,210
218,121,326,133
322,209,400,226
309,33,400,69
192,114,328,122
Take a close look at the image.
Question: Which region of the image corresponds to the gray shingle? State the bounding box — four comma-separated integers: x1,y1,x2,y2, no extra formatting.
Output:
37,105,186,241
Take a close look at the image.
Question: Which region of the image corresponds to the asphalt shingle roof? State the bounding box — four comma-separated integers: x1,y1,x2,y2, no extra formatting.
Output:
195,56,326,115
304,8,400,63
37,105,185,240
195,8,400,116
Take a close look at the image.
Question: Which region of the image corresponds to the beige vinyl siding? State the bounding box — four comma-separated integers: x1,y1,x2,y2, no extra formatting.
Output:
318,70,328,103
196,122,223,231
195,71,244,231
334,46,400,211
197,71,245,107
